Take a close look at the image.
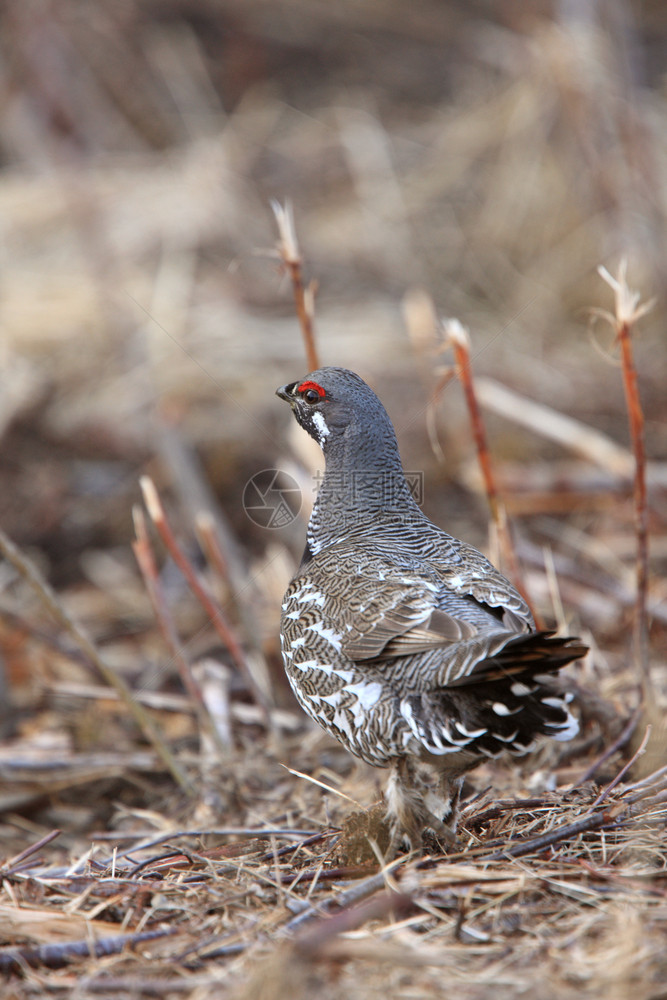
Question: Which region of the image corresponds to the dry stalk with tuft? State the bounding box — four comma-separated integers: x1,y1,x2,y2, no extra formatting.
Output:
596,262,655,706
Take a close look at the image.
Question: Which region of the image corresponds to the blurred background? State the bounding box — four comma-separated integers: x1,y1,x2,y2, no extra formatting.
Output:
0,0,665,762
2,5,667,989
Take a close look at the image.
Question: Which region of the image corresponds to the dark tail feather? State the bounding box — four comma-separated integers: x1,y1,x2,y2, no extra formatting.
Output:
473,631,587,684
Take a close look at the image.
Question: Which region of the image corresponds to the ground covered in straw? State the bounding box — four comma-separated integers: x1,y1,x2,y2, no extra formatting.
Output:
1,2,666,998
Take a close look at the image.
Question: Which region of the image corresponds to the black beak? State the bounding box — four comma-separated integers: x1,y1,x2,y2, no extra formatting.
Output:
276,381,298,402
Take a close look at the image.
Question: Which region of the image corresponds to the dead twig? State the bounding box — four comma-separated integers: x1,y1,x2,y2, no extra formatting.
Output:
132,508,203,709
0,830,61,877
271,200,319,371
464,797,553,831
486,728,655,861
195,512,231,604
78,974,222,995
575,709,641,785
597,262,655,703
139,476,270,715
295,889,413,956
132,506,231,756
484,803,628,861
0,927,177,972
439,319,536,621
284,861,404,933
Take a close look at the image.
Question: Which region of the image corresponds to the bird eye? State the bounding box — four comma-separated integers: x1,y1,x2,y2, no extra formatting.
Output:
297,380,325,403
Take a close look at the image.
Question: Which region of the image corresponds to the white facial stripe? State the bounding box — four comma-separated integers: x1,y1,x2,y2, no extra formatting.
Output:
311,410,330,445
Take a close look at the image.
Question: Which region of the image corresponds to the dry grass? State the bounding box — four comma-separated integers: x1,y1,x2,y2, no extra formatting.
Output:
0,2,666,997
1,748,667,998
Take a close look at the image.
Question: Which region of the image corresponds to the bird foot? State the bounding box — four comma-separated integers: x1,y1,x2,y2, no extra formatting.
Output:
386,804,458,859
385,761,461,858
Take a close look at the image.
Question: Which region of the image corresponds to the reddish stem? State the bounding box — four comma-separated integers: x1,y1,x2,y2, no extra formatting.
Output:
132,508,205,712
140,478,268,712
286,260,319,371
452,340,501,523
272,201,319,370
617,319,652,701
451,338,538,624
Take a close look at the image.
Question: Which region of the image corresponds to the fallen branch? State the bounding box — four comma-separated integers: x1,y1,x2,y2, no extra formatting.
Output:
484,802,628,861
295,889,413,956
284,861,403,933
0,927,176,973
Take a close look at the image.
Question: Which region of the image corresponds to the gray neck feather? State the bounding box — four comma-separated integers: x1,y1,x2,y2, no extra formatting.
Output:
307,408,420,550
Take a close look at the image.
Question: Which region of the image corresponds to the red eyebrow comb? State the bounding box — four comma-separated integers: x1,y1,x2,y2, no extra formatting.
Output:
297,380,325,397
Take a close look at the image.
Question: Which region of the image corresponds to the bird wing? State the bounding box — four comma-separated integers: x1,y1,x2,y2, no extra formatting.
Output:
345,605,480,661
428,538,534,628
304,550,489,662
359,523,534,627
337,582,440,660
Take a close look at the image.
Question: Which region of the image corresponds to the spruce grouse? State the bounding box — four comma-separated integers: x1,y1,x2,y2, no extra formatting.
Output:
277,367,586,851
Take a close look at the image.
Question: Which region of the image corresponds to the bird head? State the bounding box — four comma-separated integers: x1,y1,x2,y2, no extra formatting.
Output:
276,367,377,449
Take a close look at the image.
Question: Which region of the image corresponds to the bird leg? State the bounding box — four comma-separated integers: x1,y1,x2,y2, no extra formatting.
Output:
437,773,464,838
385,758,458,856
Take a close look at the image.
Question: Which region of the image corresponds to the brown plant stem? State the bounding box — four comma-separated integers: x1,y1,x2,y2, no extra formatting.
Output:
484,801,628,861
598,263,654,704
140,477,270,715
485,730,655,861
618,318,651,698
132,508,231,757
133,506,202,708
443,320,538,623
195,512,230,597
272,200,319,371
